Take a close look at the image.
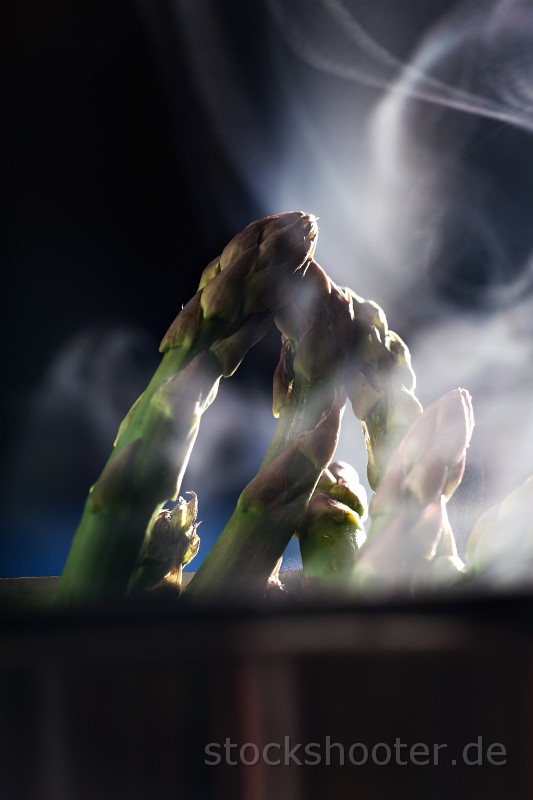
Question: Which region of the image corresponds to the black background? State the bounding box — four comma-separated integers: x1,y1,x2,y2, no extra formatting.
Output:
4,0,276,574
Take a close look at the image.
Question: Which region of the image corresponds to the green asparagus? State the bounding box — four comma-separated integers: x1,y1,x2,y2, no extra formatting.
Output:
274,261,423,489
57,212,318,604
345,290,422,489
186,260,357,599
465,475,533,587
55,205,513,606
187,258,424,598
185,392,343,600
298,461,367,585
131,492,200,594
351,388,474,595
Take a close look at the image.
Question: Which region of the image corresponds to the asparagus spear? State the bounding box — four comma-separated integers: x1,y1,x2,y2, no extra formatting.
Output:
186,257,354,600
131,492,200,594
188,259,357,594
351,388,474,596
185,393,343,601
267,259,354,463
57,212,318,605
345,290,422,489
465,475,533,587
274,262,423,489
298,461,367,586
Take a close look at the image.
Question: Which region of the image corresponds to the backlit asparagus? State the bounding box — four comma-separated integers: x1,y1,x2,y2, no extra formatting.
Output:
187,263,354,598
298,461,367,585
351,388,474,595
345,290,422,489
57,212,318,604
131,492,200,594
56,205,499,606
274,261,423,489
465,475,533,587
187,260,422,598
268,259,354,463
185,393,343,600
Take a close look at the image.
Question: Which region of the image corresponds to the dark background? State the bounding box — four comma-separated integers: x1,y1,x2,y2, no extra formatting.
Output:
3,0,533,577
4,0,278,575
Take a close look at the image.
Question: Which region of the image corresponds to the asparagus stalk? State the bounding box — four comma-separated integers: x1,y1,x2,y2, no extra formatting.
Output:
57,212,318,605
298,461,367,585
185,261,355,600
345,290,422,489
274,261,423,490
185,393,343,601
351,388,474,596
267,259,354,463
465,475,533,587
131,492,200,594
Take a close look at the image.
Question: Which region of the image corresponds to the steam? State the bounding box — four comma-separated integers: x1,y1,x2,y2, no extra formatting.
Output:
13,0,533,587
169,0,285,213
2,321,278,574
2,326,159,575
262,0,533,580
8,325,159,501
156,0,533,585
266,0,533,130
356,0,533,567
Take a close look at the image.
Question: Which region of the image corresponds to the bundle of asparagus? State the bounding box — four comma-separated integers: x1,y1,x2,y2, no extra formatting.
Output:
57,211,530,607
187,256,423,599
